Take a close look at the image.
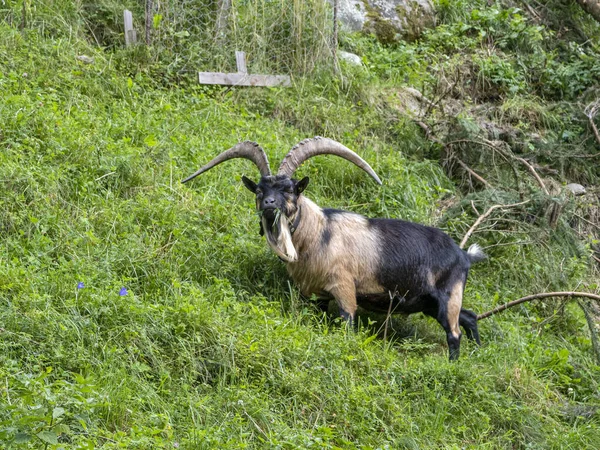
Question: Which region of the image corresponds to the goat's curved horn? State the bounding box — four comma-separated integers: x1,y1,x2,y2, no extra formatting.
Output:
277,137,382,185
182,141,271,183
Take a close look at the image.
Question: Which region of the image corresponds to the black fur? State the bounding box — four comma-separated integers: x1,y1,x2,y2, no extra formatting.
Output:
321,227,332,247
360,218,481,360
368,219,470,297
320,209,347,247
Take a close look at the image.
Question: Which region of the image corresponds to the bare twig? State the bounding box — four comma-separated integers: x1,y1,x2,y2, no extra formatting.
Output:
512,154,550,195
477,291,600,320
383,291,395,342
574,213,600,231
447,138,549,195
584,99,600,148
459,200,530,249
568,152,600,158
413,120,442,144
588,118,600,147
524,1,542,20
452,155,493,189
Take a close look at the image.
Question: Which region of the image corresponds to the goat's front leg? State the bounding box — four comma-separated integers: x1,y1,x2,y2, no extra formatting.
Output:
327,277,358,325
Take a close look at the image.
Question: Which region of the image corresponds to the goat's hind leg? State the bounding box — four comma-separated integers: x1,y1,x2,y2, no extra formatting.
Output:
430,283,463,360
421,294,461,360
459,308,481,345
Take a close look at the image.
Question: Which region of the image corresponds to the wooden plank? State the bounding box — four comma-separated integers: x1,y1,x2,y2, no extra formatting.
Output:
145,0,153,45
199,72,291,87
235,51,247,74
124,10,136,46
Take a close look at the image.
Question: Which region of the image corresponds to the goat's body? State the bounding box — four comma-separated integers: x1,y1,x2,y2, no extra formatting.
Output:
287,196,482,359
185,137,484,359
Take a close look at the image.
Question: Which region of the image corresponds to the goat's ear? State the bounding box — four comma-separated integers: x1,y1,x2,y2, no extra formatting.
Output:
242,176,258,193
295,177,309,194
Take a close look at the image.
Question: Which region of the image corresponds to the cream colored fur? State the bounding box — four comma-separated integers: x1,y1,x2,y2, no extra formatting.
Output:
283,196,385,313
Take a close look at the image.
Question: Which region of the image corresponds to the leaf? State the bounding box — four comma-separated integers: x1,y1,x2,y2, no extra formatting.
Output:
52,407,66,420
144,134,158,147
14,432,32,443
361,335,377,347
37,430,58,445
53,423,71,435
153,14,163,29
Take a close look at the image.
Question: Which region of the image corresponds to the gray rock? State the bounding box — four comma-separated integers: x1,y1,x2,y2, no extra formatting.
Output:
334,0,367,32
339,50,363,66
76,55,95,64
329,0,435,42
565,183,586,196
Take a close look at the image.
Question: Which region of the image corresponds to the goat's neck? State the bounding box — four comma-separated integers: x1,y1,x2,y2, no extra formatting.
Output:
290,195,325,255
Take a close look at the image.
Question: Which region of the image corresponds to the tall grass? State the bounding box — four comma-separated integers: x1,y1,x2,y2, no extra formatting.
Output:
1,1,600,448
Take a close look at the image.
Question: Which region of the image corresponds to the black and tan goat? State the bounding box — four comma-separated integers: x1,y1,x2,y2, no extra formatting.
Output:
183,138,486,360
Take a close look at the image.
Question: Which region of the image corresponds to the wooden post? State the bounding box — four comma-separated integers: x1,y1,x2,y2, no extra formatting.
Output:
145,0,153,45
216,0,232,41
333,0,339,73
235,51,247,74
124,10,137,46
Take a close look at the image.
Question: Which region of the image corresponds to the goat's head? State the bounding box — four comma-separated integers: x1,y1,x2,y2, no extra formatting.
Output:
182,137,382,262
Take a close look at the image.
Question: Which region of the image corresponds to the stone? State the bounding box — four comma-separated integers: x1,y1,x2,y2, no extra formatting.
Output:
76,55,95,64
330,0,435,42
565,183,586,196
339,50,363,66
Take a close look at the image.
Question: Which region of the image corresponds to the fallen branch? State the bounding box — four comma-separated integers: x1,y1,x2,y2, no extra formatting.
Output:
459,200,530,249
510,154,550,195
477,291,600,320
588,118,600,147
452,155,493,189
413,120,441,144
447,138,550,195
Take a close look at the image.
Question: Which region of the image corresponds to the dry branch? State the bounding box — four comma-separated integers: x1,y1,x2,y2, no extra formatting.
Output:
447,138,550,195
477,291,600,320
506,152,550,195
584,99,600,148
459,200,530,249
452,155,493,189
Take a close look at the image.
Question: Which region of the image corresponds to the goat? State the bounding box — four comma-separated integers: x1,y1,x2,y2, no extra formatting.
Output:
183,137,486,360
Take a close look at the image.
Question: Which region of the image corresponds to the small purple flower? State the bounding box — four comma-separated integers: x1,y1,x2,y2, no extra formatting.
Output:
77,282,85,289
173,444,179,449
119,287,128,296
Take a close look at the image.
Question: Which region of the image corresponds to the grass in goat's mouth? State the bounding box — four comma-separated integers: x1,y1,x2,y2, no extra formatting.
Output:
258,208,282,234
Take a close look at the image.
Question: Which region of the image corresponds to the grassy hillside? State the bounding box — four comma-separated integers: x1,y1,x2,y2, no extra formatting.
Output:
1,1,599,448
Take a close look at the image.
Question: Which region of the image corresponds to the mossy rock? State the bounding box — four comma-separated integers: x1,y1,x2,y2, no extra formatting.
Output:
360,0,436,44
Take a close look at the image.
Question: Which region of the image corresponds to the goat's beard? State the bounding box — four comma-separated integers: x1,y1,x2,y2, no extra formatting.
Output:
261,209,298,263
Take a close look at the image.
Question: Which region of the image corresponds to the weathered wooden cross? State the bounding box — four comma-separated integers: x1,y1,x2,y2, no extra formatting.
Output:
199,51,291,87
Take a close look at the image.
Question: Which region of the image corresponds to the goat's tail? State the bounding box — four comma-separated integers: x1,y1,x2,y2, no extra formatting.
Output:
466,244,487,264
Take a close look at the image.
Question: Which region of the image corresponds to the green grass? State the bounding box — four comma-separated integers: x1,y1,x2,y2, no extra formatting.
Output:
1,1,600,448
